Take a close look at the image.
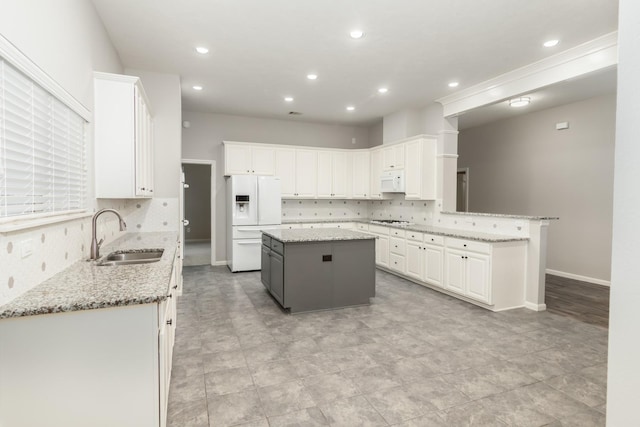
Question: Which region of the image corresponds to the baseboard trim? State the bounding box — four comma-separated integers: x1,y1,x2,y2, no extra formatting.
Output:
213,260,228,266
546,269,611,287
524,302,547,311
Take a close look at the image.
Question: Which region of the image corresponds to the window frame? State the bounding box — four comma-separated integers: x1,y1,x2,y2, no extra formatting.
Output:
0,34,91,232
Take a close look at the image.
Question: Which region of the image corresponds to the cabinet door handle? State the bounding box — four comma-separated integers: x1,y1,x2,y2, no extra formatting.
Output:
172,285,177,289
166,319,173,325
463,244,467,247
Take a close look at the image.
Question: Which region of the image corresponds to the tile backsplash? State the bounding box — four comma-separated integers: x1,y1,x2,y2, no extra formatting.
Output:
282,199,369,221
368,194,437,225
0,197,179,306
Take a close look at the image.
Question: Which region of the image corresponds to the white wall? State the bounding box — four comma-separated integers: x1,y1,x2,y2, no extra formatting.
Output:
125,69,182,200
181,111,372,262
607,0,640,422
0,0,124,304
458,94,616,284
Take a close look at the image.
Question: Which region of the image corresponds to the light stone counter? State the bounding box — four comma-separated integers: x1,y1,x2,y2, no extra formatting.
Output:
0,232,178,319
263,228,375,243
442,211,559,221
377,223,529,243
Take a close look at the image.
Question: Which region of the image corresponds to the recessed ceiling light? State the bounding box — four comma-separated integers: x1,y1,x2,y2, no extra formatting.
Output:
350,30,364,39
509,97,530,107
307,74,318,80
378,87,388,94
543,39,559,48
284,97,294,102
192,85,203,91
346,106,355,111
448,82,459,88
195,46,209,54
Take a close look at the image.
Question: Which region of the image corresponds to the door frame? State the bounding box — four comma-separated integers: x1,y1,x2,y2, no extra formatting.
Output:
181,159,216,266
457,168,469,212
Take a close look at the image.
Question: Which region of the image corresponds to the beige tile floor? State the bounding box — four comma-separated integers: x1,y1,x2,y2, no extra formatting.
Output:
168,266,608,427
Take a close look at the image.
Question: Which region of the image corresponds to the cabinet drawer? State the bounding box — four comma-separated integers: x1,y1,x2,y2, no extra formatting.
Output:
446,237,490,254
368,224,389,236
271,239,284,255
424,234,444,246
389,228,406,238
406,231,424,242
262,234,271,248
389,237,406,255
356,223,369,231
322,222,352,229
389,253,405,273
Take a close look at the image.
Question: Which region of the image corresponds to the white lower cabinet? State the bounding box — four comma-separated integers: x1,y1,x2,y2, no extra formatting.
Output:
371,225,527,311
0,263,180,427
405,234,444,288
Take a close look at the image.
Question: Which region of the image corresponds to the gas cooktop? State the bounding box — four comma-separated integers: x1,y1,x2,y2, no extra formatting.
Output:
370,220,413,226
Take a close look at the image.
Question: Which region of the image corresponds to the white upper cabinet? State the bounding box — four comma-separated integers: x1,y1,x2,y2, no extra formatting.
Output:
369,148,384,199
404,137,437,200
351,151,370,198
382,143,405,170
317,150,349,198
224,142,275,175
94,72,154,199
294,149,317,197
274,149,296,197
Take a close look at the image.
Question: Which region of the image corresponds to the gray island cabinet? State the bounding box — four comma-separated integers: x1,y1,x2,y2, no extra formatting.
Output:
261,228,376,313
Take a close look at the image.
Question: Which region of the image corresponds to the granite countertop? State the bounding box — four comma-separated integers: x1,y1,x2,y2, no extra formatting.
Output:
441,211,559,221
281,219,527,243
264,228,375,243
282,218,367,224
0,232,178,319
377,223,529,243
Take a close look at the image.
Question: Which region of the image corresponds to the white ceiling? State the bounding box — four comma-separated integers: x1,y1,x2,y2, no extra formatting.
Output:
457,66,618,130
90,0,618,127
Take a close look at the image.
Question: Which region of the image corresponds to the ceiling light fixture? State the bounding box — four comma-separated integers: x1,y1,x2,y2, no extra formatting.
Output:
378,87,388,94
509,97,530,107
448,82,459,88
307,74,318,80
284,97,294,102
192,85,203,91
543,39,559,48
195,46,209,54
346,106,355,111
350,30,364,39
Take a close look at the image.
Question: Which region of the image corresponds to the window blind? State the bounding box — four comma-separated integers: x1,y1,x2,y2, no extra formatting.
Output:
0,57,86,219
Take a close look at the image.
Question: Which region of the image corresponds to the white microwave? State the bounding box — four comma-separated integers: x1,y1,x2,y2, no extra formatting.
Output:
380,170,405,193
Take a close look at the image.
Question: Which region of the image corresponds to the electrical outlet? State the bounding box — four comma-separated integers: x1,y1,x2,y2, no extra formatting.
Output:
21,239,33,258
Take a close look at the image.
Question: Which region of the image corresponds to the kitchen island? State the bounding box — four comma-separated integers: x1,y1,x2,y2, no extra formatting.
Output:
261,228,376,313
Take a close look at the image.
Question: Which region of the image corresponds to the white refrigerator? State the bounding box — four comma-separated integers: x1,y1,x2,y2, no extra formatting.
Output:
227,175,282,272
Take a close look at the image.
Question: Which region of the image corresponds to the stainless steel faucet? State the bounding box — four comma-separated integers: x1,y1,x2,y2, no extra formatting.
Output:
90,209,127,260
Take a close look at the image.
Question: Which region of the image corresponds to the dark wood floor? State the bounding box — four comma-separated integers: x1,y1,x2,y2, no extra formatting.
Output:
545,274,610,328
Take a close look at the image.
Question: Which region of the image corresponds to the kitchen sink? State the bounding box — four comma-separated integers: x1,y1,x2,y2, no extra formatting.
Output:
97,249,164,266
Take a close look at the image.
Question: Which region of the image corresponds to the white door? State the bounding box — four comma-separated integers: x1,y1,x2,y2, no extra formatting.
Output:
424,244,443,287
316,151,333,197
179,170,186,261
404,140,421,199
225,144,252,175
295,150,317,197
375,236,389,268
275,149,296,197
332,151,349,198
466,252,491,303
445,248,466,295
258,176,282,225
251,147,276,175
230,175,258,225
370,149,383,199
405,241,423,281
352,151,370,198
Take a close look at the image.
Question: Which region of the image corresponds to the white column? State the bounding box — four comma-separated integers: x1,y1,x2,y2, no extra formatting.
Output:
436,130,459,212
524,220,549,311
607,0,640,423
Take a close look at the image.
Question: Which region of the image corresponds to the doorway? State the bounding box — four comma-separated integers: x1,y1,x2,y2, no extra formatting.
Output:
456,168,469,212
181,161,215,266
